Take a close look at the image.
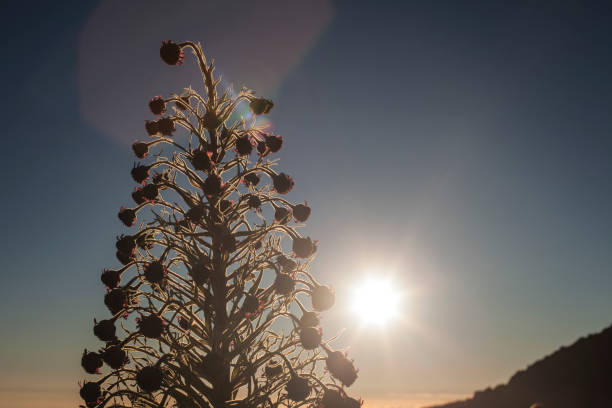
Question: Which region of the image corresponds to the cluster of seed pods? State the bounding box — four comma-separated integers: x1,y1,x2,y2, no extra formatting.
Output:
79,40,361,408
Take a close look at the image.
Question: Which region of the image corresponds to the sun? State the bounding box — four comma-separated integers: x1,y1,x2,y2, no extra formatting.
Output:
351,277,402,326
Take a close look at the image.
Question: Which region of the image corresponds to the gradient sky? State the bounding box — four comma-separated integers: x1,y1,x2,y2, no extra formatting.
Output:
2,1,612,407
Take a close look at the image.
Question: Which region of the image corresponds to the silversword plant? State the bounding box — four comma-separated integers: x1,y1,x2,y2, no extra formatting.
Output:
79,40,361,408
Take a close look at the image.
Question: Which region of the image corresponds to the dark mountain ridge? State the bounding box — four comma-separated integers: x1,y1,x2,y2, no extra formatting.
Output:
428,324,612,408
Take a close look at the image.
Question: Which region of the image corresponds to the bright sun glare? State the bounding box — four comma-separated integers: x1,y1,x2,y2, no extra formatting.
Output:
352,277,402,326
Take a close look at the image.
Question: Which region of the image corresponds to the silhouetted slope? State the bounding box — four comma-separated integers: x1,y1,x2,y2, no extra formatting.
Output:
428,324,612,408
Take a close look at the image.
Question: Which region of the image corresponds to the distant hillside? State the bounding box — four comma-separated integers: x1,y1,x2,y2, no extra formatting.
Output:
427,324,612,408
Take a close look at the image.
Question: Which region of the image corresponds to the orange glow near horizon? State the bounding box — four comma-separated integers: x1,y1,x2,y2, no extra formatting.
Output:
0,388,469,408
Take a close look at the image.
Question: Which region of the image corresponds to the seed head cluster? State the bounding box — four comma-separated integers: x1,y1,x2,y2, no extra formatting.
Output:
78,40,362,408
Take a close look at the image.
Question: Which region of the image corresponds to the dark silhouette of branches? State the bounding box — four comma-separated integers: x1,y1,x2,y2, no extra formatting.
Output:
79,40,362,408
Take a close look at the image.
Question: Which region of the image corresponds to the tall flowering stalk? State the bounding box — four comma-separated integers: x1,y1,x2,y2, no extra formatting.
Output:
79,41,361,408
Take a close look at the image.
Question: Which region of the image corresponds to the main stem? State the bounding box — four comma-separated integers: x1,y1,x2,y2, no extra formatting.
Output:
210,211,231,407
197,44,232,407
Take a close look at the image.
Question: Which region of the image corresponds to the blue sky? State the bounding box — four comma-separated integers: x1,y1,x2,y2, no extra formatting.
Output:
2,1,612,407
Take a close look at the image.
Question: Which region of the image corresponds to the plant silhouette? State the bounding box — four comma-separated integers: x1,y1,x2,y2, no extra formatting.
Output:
79,40,361,408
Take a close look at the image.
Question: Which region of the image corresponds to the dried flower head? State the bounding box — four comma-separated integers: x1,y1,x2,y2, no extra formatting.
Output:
157,117,175,136
132,141,149,159
132,187,146,205
104,287,129,315
300,311,320,327
79,381,102,407
235,135,253,156
149,96,166,115
249,98,274,115
274,206,292,225
131,163,150,184
292,202,311,222
311,285,335,311
141,183,159,201
243,172,260,186
136,365,163,392
118,207,137,227
274,273,295,296
102,345,127,369
116,250,134,265
246,194,262,210
138,314,165,338
190,148,212,171
277,254,297,272
186,204,205,223
326,350,358,387
272,172,294,194
160,40,184,65
143,260,166,284
202,174,223,197
101,269,121,289
81,350,103,374
116,235,136,254
242,294,261,316
93,319,116,342
300,327,322,350
256,140,268,156
320,388,345,408
265,135,283,153
286,375,310,401
292,236,317,258
145,120,159,136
